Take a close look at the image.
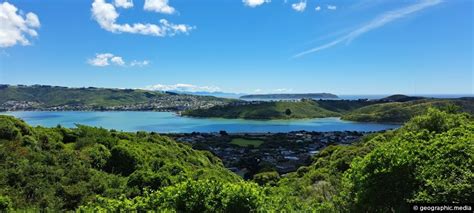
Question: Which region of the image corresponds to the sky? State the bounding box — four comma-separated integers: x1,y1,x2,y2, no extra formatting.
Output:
0,0,472,95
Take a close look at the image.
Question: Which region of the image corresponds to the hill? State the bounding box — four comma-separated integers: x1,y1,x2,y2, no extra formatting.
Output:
269,108,474,211
379,94,425,102
0,115,239,210
1,109,472,211
184,97,474,123
0,84,232,111
182,99,341,120
240,93,338,100
342,99,474,123
78,109,473,211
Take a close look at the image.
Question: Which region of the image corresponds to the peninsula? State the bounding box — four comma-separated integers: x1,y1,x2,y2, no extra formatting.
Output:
183,97,474,123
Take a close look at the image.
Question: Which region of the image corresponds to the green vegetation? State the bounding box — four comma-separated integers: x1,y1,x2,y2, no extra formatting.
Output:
342,99,474,122
183,99,340,119
1,108,472,211
0,115,239,210
230,138,264,147
0,84,231,110
0,85,165,107
185,98,474,123
271,108,473,211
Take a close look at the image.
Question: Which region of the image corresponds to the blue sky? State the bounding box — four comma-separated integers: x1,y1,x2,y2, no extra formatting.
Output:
0,0,472,95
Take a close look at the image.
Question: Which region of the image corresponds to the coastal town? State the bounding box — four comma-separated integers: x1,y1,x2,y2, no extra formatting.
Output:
0,85,231,112
166,130,372,179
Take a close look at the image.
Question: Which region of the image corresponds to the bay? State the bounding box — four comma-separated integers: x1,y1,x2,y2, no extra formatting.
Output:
1,111,400,133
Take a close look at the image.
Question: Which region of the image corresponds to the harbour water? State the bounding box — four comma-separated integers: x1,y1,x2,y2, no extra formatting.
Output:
1,111,400,133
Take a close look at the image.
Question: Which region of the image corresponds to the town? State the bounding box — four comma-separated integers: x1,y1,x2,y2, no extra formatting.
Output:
166,130,375,179
0,93,230,112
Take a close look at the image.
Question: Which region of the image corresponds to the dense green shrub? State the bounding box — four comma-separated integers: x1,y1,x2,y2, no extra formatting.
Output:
338,109,474,212
253,171,280,186
81,180,268,212
0,109,472,211
0,195,12,210
0,118,20,140
0,115,240,210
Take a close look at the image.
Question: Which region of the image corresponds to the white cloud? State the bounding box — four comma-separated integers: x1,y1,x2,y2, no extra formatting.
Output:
294,0,443,58
0,2,40,48
274,88,293,93
91,0,193,37
327,5,337,10
130,60,150,67
243,0,271,8
110,56,125,66
144,84,222,92
144,0,175,14
88,53,148,67
88,53,117,67
292,1,307,12
115,0,133,8
315,6,321,11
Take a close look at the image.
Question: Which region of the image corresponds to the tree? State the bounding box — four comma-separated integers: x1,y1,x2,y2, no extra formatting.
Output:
285,108,292,116
105,144,138,176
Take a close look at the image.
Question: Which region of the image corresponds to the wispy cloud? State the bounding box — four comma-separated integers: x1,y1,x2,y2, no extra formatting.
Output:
292,1,307,12
327,5,337,10
293,0,443,58
243,0,271,8
274,88,293,93
130,60,150,67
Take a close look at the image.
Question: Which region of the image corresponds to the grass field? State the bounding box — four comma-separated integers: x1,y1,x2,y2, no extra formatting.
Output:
230,138,264,147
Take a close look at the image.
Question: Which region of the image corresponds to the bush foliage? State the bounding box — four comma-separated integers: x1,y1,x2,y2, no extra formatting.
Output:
0,108,472,211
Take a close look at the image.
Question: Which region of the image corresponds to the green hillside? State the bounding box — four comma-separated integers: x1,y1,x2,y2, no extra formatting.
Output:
79,109,473,211
0,85,163,107
182,99,341,120
0,109,472,211
267,108,474,211
0,85,231,111
0,115,239,210
342,99,474,123
184,98,474,123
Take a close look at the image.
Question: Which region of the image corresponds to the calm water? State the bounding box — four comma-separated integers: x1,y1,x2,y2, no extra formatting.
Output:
1,111,400,133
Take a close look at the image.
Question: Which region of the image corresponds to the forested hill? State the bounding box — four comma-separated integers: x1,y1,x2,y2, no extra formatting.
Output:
183,98,474,122
183,99,343,119
0,109,472,211
0,84,233,111
342,98,474,122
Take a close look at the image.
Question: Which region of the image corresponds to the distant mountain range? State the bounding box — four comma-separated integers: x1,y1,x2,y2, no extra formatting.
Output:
167,91,245,99
240,93,338,100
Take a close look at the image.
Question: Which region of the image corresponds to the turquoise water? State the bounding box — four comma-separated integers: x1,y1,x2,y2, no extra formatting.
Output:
1,111,400,133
